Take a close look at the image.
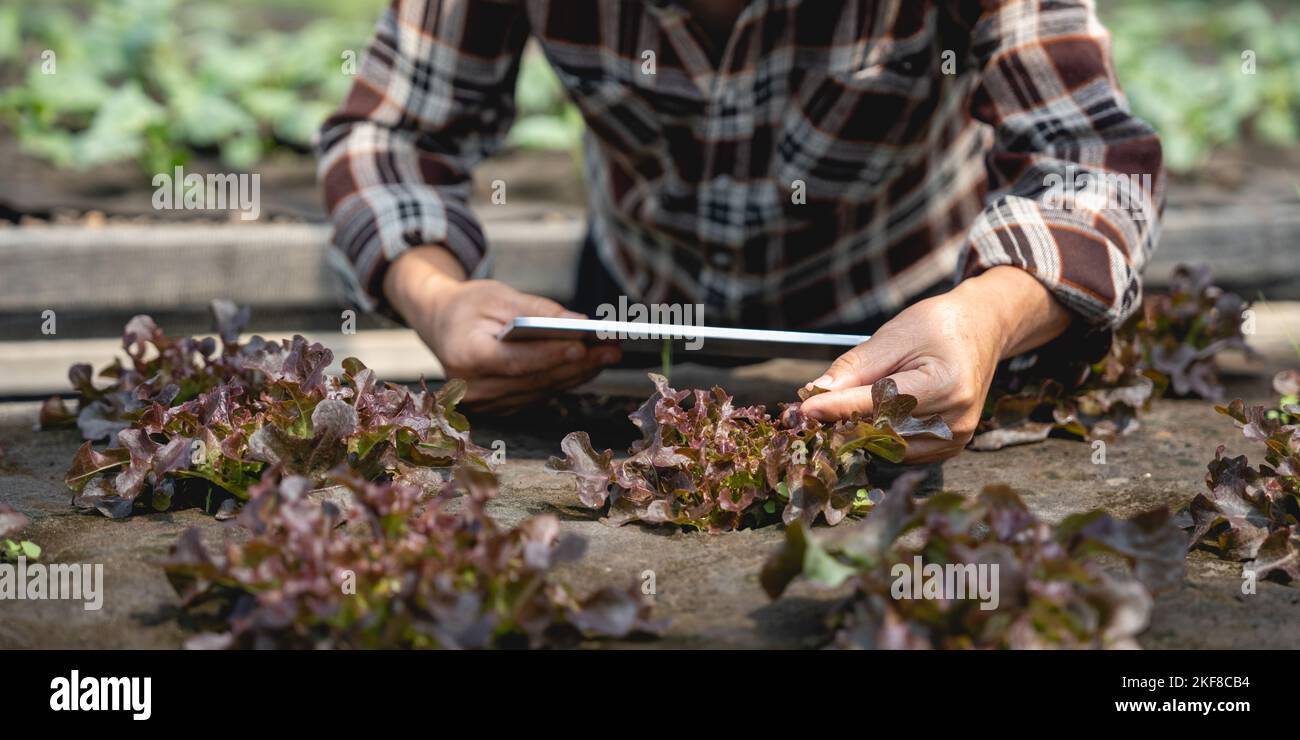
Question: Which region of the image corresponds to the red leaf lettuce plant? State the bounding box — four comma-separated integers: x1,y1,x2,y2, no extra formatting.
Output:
40,302,662,647
547,374,951,532
0,503,41,562
44,302,488,519
973,263,1251,451
1181,370,1300,585
762,474,1186,649
164,465,660,649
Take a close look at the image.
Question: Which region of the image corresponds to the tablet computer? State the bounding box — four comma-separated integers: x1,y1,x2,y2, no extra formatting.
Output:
498,316,868,361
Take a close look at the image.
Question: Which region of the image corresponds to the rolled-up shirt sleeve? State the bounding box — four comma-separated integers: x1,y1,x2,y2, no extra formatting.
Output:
318,0,530,315
955,0,1165,331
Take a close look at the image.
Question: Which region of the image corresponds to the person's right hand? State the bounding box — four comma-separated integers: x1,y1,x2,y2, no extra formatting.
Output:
385,246,621,413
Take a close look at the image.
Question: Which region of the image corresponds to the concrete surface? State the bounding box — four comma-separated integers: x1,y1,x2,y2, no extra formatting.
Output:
2,361,1298,649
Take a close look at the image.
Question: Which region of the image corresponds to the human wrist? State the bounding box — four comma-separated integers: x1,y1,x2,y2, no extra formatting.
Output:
383,246,467,324
956,266,1072,360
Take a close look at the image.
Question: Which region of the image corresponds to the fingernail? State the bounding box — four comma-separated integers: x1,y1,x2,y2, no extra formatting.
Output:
802,405,829,421
562,311,586,320
811,374,834,388
565,345,585,361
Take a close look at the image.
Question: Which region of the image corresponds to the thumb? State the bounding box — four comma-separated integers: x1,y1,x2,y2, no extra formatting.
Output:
800,367,930,422
807,335,906,393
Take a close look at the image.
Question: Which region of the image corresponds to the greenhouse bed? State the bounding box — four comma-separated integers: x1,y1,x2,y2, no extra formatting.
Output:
1,363,1297,650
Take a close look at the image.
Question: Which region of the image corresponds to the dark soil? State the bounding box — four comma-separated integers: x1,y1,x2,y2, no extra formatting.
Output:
0,137,586,225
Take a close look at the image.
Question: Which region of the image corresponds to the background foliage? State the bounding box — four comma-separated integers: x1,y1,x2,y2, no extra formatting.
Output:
1105,0,1300,172
1,0,1296,174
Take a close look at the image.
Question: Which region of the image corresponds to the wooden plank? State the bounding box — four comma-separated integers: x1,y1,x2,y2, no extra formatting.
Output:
0,224,340,312
0,212,585,313
1149,203,1300,297
1,200,1297,318
0,329,444,398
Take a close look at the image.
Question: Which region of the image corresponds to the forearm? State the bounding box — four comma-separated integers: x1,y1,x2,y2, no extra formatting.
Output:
952,266,1074,361
383,245,468,324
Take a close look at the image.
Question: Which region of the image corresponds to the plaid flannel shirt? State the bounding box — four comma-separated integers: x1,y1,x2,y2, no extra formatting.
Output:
319,0,1164,332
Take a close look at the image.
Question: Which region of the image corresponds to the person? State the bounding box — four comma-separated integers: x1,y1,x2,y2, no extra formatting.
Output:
318,0,1164,461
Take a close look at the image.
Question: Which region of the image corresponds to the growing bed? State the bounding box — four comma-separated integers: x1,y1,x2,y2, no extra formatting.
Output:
4,148,1299,648
2,359,1296,650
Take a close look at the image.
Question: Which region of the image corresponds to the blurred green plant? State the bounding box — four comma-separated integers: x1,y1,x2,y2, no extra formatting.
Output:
0,0,581,174
509,47,584,152
1103,0,1300,173
0,0,379,171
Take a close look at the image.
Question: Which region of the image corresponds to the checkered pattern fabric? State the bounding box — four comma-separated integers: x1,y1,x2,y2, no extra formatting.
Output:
319,0,1164,330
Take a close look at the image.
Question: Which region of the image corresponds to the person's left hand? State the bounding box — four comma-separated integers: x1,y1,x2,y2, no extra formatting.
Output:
798,266,1073,463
